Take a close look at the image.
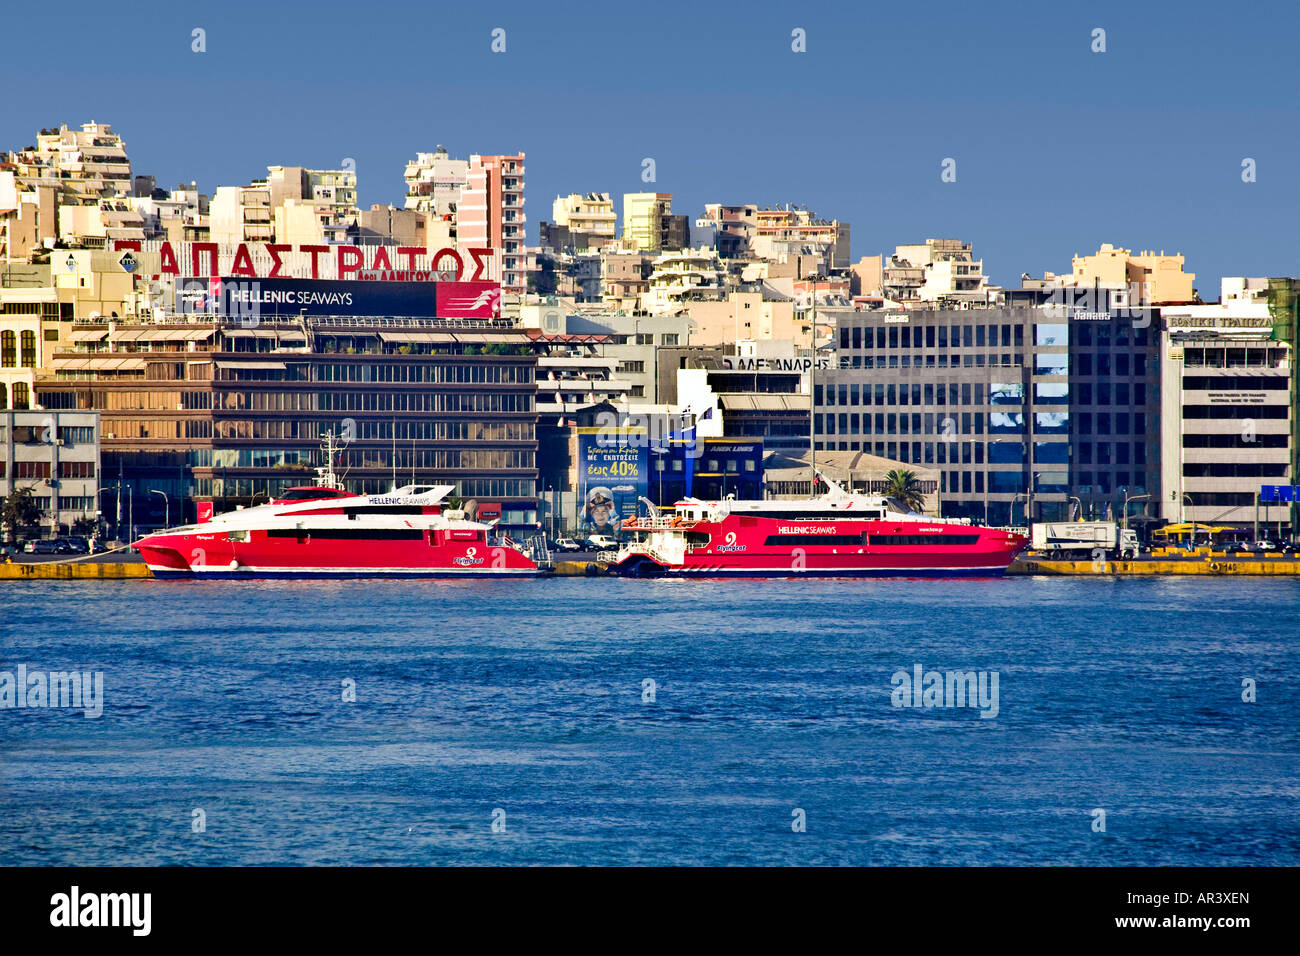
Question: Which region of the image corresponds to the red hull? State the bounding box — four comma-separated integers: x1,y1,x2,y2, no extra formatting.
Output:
613,515,1027,577
137,528,541,577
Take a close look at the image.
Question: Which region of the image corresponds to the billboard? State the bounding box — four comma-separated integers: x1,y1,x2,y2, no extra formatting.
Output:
577,428,647,537
436,280,502,319
215,278,437,318
212,278,502,319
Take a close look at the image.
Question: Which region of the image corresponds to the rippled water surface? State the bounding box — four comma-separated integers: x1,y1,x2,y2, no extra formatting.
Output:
1,576,1297,865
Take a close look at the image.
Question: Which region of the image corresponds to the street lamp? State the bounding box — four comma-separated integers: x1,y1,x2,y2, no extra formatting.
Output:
150,489,169,529
1121,491,1149,532
1010,492,1027,528
96,486,117,540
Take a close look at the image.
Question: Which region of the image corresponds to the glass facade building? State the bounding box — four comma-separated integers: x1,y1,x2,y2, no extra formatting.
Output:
818,302,1161,525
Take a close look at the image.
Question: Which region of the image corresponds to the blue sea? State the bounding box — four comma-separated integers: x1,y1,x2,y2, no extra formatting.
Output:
1,576,1297,866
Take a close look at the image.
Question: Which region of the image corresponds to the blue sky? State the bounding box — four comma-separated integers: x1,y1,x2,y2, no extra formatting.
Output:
3,0,1296,294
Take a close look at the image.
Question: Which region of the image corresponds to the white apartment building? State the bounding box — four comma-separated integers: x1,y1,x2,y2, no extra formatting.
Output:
403,147,469,217
884,239,994,305
552,193,617,240
642,247,727,313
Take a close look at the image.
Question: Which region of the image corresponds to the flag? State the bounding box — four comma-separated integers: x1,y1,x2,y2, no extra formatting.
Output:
701,407,713,420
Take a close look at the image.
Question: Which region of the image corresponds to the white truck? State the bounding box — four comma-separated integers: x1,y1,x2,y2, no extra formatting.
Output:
1030,521,1140,559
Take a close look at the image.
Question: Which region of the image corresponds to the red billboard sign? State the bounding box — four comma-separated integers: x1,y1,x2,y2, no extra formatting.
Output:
437,281,501,319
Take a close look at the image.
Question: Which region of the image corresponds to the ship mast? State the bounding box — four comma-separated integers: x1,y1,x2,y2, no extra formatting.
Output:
317,428,349,490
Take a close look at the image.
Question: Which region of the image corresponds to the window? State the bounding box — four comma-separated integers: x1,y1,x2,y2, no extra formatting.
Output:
990,382,1023,405
1034,383,1069,405
990,471,1026,494
13,382,29,409
20,330,36,367
1034,323,1068,346
1035,411,1069,434
1035,354,1068,376
0,330,14,367
1034,441,1069,464
989,412,1025,434
989,441,1024,463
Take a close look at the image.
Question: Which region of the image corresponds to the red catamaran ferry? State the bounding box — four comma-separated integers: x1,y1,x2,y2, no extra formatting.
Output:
134,482,543,578
607,475,1026,577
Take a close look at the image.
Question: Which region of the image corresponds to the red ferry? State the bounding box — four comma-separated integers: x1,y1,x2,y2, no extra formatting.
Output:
133,482,543,579
608,477,1026,577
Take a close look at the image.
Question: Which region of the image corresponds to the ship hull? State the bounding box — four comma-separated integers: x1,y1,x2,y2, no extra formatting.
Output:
611,515,1027,578
611,559,1018,578
136,530,543,578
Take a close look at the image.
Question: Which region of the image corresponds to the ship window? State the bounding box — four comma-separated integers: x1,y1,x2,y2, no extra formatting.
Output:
764,533,866,546
866,534,979,546
266,528,424,540
227,530,249,542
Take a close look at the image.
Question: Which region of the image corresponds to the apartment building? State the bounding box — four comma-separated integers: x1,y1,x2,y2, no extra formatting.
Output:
882,239,993,306
210,166,358,247
403,147,469,215
621,192,673,253
752,206,850,272
458,153,526,294
552,193,617,246
600,250,652,311
641,247,727,313
694,204,758,258
1066,243,1197,305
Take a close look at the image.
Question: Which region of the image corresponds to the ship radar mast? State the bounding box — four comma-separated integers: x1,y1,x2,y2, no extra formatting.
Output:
317,428,350,490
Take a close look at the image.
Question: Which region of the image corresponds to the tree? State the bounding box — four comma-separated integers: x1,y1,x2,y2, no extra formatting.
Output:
72,516,99,537
1,485,44,541
881,469,927,514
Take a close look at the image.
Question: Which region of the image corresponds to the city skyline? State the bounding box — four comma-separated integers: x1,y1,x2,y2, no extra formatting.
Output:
2,0,1296,294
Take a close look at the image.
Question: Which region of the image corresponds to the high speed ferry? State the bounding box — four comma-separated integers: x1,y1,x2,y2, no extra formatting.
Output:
607,475,1026,577
133,482,543,578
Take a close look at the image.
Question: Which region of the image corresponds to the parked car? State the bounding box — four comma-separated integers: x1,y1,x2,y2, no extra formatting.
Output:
59,536,90,554
552,537,583,553
585,534,620,551
23,539,61,555
1254,540,1278,552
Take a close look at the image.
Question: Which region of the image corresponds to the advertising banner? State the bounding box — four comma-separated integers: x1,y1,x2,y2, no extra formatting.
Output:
577,428,647,537
436,281,502,319
215,278,437,318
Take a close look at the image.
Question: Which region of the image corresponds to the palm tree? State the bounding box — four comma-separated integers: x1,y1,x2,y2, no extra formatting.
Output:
881,469,926,514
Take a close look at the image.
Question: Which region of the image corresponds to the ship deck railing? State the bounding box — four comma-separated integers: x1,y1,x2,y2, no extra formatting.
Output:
624,516,684,530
